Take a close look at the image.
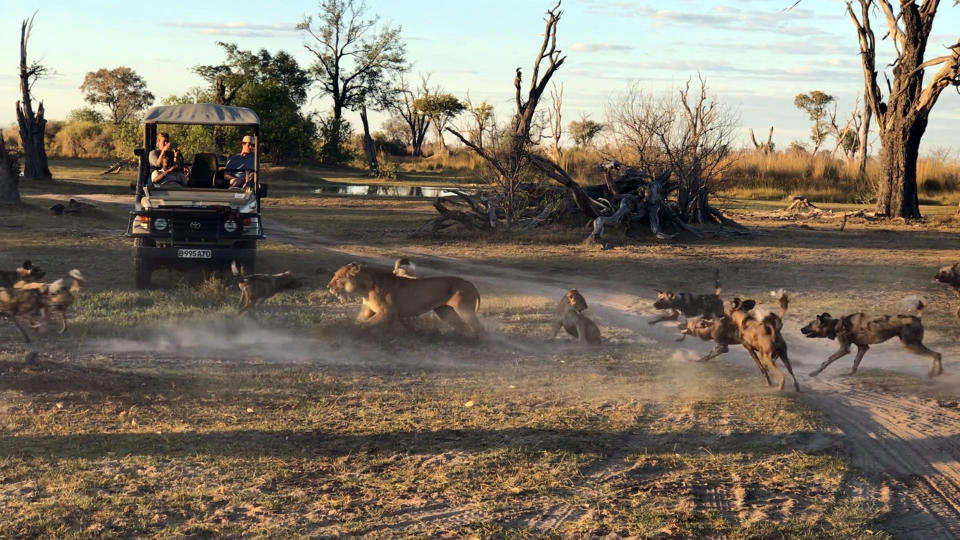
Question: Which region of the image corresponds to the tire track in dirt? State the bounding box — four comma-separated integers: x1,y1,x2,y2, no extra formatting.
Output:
269,221,960,537
805,380,960,539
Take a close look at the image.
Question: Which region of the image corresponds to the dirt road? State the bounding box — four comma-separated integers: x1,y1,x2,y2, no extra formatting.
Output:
269,220,960,538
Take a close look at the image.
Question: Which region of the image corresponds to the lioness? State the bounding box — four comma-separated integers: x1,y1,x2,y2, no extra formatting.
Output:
327,262,484,338
548,289,602,345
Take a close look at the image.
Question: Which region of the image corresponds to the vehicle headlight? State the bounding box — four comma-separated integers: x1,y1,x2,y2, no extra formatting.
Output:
223,219,237,233
133,215,149,233
153,217,168,231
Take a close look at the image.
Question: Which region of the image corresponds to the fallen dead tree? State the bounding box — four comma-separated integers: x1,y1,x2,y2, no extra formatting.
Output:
417,2,743,243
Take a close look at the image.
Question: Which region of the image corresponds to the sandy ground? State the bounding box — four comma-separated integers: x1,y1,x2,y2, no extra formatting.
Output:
264,219,960,538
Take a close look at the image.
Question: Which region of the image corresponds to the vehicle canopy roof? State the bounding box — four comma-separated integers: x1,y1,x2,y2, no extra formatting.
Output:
142,104,260,126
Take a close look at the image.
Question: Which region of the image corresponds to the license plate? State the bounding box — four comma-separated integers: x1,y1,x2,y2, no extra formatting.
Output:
177,249,212,259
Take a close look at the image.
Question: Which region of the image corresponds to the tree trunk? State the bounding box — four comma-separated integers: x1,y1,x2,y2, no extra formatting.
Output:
0,130,19,204
857,95,871,177
876,120,925,218
359,104,378,172
17,18,51,180
433,123,447,157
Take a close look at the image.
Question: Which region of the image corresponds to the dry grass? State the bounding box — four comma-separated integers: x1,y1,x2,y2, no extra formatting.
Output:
6,159,960,536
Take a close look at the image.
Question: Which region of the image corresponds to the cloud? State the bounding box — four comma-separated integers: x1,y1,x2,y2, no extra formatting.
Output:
162,21,299,38
570,42,635,53
584,2,828,38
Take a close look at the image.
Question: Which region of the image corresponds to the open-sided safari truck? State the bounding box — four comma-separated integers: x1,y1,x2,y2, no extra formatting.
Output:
125,104,267,289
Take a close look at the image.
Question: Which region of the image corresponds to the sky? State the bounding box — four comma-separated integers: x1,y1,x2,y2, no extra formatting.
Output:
2,0,959,155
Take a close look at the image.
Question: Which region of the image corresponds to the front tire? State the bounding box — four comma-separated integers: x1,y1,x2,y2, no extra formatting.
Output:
134,238,153,289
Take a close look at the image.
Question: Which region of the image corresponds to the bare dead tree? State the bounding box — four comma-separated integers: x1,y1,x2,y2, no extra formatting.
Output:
548,82,563,162
845,0,960,218
828,96,862,159
16,15,52,180
463,92,495,152
607,77,740,226
445,1,598,227
387,74,431,157
749,126,775,154
0,130,19,204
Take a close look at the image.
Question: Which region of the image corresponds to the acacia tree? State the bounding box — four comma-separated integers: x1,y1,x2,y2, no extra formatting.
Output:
16,15,51,180
414,93,464,157
298,0,406,164
569,114,603,147
80,67,154,124
845,0,960,218
794,90,835,154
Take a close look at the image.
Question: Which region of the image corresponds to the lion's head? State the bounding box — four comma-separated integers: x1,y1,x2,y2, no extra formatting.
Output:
328,263,374,301
566,289,588,313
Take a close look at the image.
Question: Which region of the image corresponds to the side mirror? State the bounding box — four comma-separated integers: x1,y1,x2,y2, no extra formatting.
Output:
134,148,146,157
257,183,269,198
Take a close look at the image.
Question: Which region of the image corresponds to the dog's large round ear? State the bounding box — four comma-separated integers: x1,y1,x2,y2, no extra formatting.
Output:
654,289,663,294
819,312,831,320
741,299,756,311
22,260,32,269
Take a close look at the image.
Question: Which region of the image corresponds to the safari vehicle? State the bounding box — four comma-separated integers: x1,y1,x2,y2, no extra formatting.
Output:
125,104,267,289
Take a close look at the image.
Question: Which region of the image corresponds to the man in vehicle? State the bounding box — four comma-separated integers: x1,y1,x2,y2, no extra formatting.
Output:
225,135,256,189
148,132,172,169
151,149,188,187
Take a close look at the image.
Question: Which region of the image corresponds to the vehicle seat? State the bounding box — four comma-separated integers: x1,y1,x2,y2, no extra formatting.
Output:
189,153,218,188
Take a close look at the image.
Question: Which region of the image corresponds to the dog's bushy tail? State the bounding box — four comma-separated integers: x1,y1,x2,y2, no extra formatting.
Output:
231,260,245,279
770,288,789,317
900,295,925,318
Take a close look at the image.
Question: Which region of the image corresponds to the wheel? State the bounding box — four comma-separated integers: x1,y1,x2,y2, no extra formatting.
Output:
134,238,153,289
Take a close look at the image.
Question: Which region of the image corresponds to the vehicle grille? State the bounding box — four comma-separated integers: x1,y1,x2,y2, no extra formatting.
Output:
170,216,221,241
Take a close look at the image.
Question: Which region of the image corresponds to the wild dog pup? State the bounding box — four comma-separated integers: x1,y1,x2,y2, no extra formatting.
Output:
232,261,303,314
14,269,85,333
42,270,85,333
935,263,960,317
393,258,416,278
549,289,602,345
728,298,800,391
650,269,724,325
802,311,943,378
0,286,47,342
0,260,46,288
678,315,772,386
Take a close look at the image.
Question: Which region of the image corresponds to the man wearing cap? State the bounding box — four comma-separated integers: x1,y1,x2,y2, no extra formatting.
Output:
225,135,256,189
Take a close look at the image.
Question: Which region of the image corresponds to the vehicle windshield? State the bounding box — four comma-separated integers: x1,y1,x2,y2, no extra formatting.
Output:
148,124,257,191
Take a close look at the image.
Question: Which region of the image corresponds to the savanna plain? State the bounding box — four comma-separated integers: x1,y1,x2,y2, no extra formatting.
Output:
2,159,960,538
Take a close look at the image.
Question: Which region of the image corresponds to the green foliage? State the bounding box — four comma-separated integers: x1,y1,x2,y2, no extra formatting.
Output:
317,116,355,165
298,0,407,114
193,43,317,162
794,90,835,150
67,108,104,124
568,115,603,147
414,93,465,122
80,66,155,124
